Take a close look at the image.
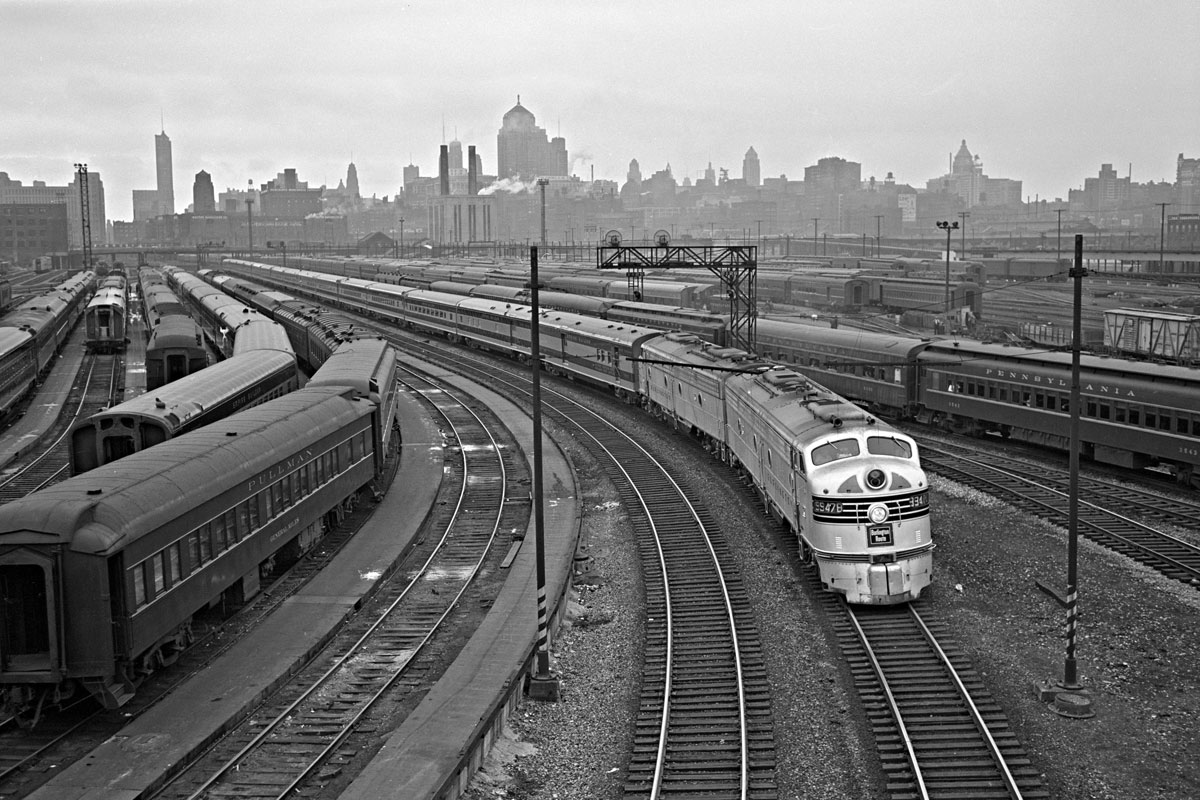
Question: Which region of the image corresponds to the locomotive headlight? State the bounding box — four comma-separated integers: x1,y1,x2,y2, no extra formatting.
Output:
865,468,887,489
867,503,890,524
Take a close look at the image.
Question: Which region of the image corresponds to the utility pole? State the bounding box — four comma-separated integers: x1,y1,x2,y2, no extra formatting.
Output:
936,220,959,314
527,244,561,701
1037,234,1095,720
1156,202,1171,279
811,218,819,256
874,214,884,257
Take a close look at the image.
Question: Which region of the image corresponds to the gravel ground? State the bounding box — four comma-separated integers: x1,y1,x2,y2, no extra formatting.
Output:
462,396,1200,800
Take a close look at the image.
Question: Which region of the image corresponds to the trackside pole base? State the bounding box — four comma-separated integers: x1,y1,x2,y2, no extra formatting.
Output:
528,669,561,702
1034,680,1096,719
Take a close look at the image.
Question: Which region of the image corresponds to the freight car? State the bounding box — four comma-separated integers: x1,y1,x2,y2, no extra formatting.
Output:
0,370,398,717
1102,307,1200,363
980,257,1068,283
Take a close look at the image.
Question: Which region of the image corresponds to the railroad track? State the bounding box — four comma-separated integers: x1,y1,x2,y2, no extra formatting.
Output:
150,366,525,800
0,352,120,503
832,599,1048,800
387,335,776,800
920,441,1200,587
0,435,405,799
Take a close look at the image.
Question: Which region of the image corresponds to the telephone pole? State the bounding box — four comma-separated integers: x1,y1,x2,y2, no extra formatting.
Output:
1156,202,1171,278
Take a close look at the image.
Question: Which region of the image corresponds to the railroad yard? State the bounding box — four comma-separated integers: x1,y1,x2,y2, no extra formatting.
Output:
1,258,1199,800
462,403,1200,800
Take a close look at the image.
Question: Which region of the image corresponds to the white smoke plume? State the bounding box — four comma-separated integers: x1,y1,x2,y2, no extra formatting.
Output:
478,177,539,195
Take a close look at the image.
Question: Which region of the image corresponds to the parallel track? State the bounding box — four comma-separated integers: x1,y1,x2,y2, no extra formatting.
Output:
920,442,1200,587
387,337,776,800
0,352,120,503
152,366,522,800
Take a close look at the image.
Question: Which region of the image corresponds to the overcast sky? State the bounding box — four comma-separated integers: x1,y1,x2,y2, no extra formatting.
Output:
3,0,1197,221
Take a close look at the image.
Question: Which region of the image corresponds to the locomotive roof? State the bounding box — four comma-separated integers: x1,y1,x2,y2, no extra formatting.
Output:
0,326,32,357
726,367,885,443
0,388,367,554
642,331,766,369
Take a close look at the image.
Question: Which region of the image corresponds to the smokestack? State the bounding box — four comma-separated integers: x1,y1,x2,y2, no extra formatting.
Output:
439,144,449,196
468,145,477,195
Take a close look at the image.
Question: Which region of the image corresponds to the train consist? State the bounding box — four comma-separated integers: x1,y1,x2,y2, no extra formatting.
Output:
139,267,206,389
0,271,95,421
69,265,347,474
83,273,129,353
756,268,983,319
220,257,933,605
0,335,399,716
753,320,1200,488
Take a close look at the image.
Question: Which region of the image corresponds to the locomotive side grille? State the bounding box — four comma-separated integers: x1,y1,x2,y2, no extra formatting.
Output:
812,490,930,523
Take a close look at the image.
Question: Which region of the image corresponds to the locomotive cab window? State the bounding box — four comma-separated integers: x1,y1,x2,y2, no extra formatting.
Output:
866,436,912,459
810,437,861,466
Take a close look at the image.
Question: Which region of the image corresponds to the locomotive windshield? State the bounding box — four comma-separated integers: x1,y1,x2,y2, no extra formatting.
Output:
810,437,860,466
866,435,913,458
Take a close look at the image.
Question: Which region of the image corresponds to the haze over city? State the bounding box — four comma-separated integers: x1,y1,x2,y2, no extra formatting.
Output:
3,0,1198,221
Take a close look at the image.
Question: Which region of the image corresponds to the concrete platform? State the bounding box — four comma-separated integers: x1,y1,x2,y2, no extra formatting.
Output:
26,385,446,800
339,369,582,800
0,324,87,472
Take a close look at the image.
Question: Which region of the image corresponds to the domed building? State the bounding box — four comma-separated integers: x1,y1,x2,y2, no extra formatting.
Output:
496,96,568,181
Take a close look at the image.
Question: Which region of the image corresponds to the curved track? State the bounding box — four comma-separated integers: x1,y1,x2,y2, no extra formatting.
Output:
920,441,1200,587
151,365,522,800
387,335,776,800
0,352,120,503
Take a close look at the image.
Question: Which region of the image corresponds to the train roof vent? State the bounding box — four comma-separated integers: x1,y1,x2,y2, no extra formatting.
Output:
225,431,238,436
760,369,811,393
87,489,102,495
154,398,165,409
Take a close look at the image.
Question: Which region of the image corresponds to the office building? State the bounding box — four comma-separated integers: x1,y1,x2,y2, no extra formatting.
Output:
156,130,174,215
193,170,215,213
496,97,569,180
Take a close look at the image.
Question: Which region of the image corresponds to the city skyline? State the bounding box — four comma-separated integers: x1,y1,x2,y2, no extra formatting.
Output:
3,0,1197,221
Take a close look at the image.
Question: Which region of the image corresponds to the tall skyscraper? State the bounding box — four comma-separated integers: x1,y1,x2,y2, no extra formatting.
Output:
346,162,360,198
496,97,568,180
193,170,215,213
743,147,761,187
1178,153,1200,213
156,130,174,215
